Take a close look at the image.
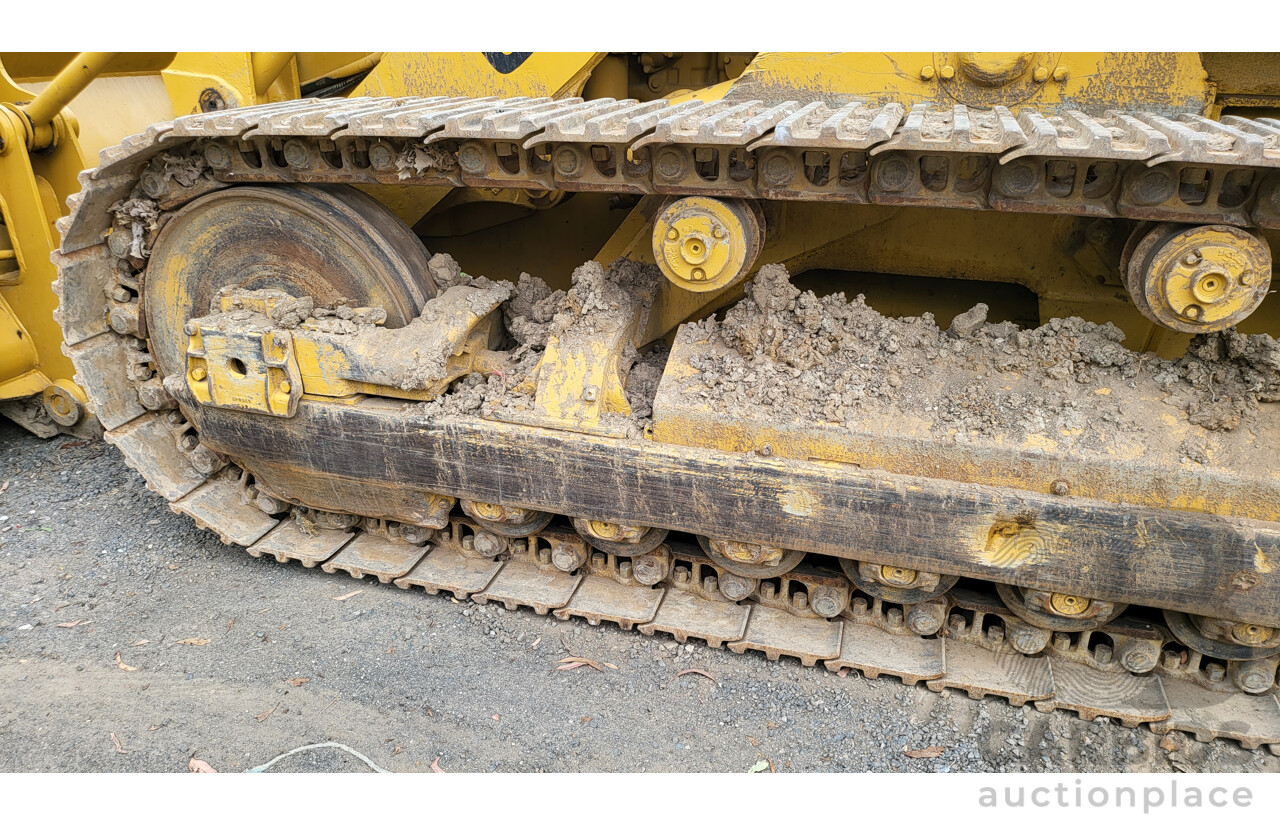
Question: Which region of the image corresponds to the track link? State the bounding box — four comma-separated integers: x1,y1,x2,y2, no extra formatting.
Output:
52,94,1280,751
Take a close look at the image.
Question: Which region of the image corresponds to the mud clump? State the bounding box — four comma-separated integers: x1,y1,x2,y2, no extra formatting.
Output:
416,257,665,433
681,263,1277,448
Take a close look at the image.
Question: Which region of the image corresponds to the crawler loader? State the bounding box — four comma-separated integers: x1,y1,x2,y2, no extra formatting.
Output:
2,52,1279,748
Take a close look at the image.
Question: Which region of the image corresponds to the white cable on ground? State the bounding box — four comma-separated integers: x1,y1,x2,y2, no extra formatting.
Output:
246,742,390,773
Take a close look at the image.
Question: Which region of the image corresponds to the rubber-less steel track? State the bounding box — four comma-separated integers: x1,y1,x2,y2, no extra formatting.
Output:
52,95,1280,751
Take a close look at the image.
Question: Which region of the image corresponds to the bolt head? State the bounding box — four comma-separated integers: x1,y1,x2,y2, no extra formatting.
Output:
204,143,231,169
458,144,486,174
939,65,955,80
873,156,913,193
1033,66,1050,83
1120,647,1156,674
1237,669,1273,693
919,65,936,80
1050,479,1070,496
190,367,207,381
368,143,395,171
1052,66,1069,82
283,140,310,168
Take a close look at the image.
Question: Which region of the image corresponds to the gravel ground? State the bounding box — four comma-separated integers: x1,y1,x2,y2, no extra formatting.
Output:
0,418,1276,773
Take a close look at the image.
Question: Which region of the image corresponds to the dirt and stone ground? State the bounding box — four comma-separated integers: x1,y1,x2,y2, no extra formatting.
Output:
0,419,1277,773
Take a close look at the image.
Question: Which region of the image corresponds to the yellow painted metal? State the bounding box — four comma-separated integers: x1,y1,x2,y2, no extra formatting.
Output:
20,52,116,149
0,291,40,392
734,52,1214,114
651,196,763,292
1049,592,1091,617
186,324,302,418
353,53,605,99
1126,224,1272,333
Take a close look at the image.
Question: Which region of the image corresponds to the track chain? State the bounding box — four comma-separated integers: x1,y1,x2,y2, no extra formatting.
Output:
51,94,1280,751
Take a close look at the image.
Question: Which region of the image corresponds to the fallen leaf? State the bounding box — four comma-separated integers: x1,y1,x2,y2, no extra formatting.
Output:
148,726,158,732
188,758,217,773
1,481,8,492
554,662,590,672
255,701,280,723
836,667,850,678
333,590,361,601
225,619,235,631
491,714,501,722
131,640,151,647
114,651,138,672
904,745,946,759
746,735,761,748
287,678,310,687
56,619,90,628
747,760,769,773
766,721,779,730
385,646,394,654
430,757,445,773
554,656,615,673
423,704,435,717
1158,735,1178,753
60,440,87,449
174,638,210,646
672,668,717,685
110,733,130,754
580,716,593,725
530,636,540,648
393,745,402,756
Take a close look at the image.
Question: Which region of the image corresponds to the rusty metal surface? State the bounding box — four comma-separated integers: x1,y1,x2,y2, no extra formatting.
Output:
248,518,353,568
553,575,663,630
321,532,431,583
394,543,502,599
727,605,842,666
639,588,751,648
826,618,946,684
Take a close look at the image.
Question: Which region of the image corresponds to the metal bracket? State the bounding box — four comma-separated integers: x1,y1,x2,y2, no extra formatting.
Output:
186,321,302,417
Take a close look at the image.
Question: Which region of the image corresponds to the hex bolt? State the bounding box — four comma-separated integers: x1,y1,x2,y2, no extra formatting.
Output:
996,160,1039,198
939,65,955,80
140,170,167,199
368,143,395,171
1182,250,1202,266
1160,650,1182,670
1050,478,1071,496
457,144,487,174
792,591,809,610
107,231,132,258
283,140,311,169
718,573,754,602
810,586,844,619
907,601,946,636
1093,644,1114,665
178,433,199,451
254,492,290,515
887,607,904,629
759,443,773,457
619,561,633,580
551,546,580,572
762,151,797,187
1240,271,1254,286
948,614,966,634
583,386,598,402
472,531,506,558
1053,632,1072,652
553,146,583,177
873,156,913,193
988,625,1005,645
1205,662,1226,682
1117,640,1158,673
1052,66,1069,82
189,367,207,382
631,552,669,587
1033,66,1050,83
399,525,430,544
1131,167,1177,206
1232,660,1277,694
919,65,936,80
1009,623,1050,655
673,567,690,585
204,142,231,170
655,149,685,180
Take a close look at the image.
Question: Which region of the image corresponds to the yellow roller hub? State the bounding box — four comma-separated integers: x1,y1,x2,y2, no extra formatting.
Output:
1124,223,1272,333
1049,592,1090,617
651,196,763,293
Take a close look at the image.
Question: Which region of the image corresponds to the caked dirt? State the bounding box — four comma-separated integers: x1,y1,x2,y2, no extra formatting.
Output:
673,263,1280,465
